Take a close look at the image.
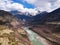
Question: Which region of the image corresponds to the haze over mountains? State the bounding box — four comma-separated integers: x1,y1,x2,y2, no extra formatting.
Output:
10,8,60,25
0,8,60,26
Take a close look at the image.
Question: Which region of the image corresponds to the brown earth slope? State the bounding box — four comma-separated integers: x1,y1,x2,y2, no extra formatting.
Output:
0,10,33,45
29,24,60,45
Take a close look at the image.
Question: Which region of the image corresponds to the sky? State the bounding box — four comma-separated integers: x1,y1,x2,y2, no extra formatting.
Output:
0,0,60,15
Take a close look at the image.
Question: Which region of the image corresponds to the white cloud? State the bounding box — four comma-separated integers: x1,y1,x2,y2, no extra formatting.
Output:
0,0,38,16
24,0,37,4
0,0,24,11
54,0,60,9
0,0,60,16
0,0,13,11
24,8,38,16
24,0,60,12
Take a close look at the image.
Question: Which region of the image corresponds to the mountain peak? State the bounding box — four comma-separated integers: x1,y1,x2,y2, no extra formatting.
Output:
0,10,12,16
50,8,60,13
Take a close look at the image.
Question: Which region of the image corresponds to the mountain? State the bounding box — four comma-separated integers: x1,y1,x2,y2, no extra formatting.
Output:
11,10,33,22
13,11,48,25
0,10,33,45
31,11,48,25
29,8,60,25
15,14,32,21
10,8,60,25
44,8,60,22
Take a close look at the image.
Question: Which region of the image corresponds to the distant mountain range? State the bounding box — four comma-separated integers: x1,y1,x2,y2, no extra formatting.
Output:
10,8,60,25
0,8,60,25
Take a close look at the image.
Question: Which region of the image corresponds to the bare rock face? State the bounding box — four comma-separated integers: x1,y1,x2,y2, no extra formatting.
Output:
0,10,33,45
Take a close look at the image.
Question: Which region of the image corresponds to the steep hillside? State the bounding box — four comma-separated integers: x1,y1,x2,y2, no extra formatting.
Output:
44,8,60,22
0,10,33,45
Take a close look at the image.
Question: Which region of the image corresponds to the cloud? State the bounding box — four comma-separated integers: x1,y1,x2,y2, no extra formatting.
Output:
0,0,38,15
54,0,60,8
0,0,24,11
24,8,38,16
0,0,60,16
23,0,37,4
0,0,13,11
24,0,60,12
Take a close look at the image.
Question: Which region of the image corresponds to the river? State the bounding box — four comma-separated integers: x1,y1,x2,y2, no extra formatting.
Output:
23,27,44,45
